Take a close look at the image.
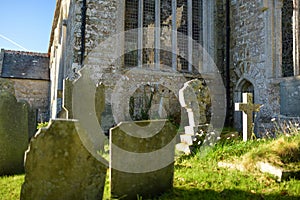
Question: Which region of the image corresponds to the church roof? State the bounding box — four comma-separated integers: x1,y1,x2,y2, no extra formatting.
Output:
0,49,50,80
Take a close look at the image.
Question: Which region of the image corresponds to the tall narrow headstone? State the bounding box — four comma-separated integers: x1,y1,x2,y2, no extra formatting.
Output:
0,91,29,175
95,83,105,125
21,119,108,200
235,93,261,141
110,120,177,200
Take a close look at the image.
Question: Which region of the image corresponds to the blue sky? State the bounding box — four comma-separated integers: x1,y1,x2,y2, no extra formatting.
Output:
0,0,56,53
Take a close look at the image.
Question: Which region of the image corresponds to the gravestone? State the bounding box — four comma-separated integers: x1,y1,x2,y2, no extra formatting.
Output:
21,119,108,200
235,93,261,141
110,120,177,200
95,83,105,125
0,91,30,175
177,79,210,154
27,107,37,140
0,78,15,94
280,78,300,116
60,79,74,119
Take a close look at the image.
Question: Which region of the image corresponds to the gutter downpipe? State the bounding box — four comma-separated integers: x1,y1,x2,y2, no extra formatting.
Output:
225,0,231,126
80,0,87,65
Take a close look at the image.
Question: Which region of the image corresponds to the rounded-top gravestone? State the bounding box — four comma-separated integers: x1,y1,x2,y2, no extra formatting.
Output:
0,91,29,175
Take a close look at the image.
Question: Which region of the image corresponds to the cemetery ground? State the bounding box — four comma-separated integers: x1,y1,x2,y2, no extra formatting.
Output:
1,130,300,199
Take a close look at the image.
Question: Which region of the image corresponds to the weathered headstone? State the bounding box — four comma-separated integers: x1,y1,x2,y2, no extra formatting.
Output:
235,93,261,141
27,107,37,140
95,82,105,125
110,120,177,200
177,79,210,154
72,69,107,151
280,78,300,116
0,78,15,95
21,119,108,200
0,91,29,175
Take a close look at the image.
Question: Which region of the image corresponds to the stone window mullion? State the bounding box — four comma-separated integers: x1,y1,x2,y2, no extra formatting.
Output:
188,0,193,72
155,0,161,69
172,0,177,71
138,0,144,67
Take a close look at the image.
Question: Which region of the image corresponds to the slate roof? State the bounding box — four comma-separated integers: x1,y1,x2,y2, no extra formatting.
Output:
0,49,50,80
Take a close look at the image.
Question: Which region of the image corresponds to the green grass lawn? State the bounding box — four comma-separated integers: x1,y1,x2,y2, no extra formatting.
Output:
1,134,300,200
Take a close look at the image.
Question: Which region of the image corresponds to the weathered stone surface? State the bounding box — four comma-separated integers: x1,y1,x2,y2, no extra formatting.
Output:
21,119,107,200
177,79,211,154
0,78,15,94
0,91,29,175
13,78,50,122
0,78,38,140
257,162,300,182
110,120,177,200
280,78,300,117
26,103,37,140
95,82,105,125
60,79,74,118
179,79,210,127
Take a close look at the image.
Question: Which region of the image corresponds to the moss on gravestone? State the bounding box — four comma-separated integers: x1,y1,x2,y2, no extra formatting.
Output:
0,91,29,175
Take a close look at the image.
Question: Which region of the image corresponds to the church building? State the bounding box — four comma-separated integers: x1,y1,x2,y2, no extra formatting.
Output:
48,0,300,134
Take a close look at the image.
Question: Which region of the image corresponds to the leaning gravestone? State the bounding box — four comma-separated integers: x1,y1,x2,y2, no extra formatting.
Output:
110,120,177,200
0,91,29,175
177,79,211,154
21,119,108,200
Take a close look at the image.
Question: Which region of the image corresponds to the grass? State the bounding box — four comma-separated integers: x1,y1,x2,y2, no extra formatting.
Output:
0,175,23,200
1,134,300,200
241,134,300,171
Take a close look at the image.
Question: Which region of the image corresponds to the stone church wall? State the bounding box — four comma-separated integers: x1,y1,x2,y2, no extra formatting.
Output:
49,0,228,132
59,0,124,79
230,0,281,132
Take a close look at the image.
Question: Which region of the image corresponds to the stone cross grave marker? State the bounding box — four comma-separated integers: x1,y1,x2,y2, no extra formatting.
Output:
235,93,261,141
110,119,177,200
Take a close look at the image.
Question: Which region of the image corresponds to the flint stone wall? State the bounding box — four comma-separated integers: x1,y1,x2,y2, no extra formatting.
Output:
231,0,281,131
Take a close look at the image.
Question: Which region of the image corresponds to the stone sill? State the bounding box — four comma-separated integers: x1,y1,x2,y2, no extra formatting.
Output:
269,75,300,84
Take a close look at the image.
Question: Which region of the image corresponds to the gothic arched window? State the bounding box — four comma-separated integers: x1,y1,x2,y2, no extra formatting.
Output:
282,0,294,77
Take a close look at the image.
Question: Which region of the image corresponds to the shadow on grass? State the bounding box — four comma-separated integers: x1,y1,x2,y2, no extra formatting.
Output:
158,187,300,200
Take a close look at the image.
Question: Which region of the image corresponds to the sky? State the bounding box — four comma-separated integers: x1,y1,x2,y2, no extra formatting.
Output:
0,0,56,53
